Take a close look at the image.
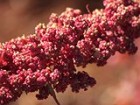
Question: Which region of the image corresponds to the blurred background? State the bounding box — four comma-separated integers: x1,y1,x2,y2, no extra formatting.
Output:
0,0,140,105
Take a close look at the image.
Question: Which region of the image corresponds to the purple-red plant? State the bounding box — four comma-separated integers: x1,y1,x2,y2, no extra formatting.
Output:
0,0,140,104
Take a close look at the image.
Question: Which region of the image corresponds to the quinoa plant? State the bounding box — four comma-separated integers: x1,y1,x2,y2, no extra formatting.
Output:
0,0,140,104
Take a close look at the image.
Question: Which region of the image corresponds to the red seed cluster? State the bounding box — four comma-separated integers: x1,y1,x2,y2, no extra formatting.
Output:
0,0,140,104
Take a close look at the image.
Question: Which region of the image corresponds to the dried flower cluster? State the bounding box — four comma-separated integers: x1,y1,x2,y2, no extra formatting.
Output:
0,0,140,104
